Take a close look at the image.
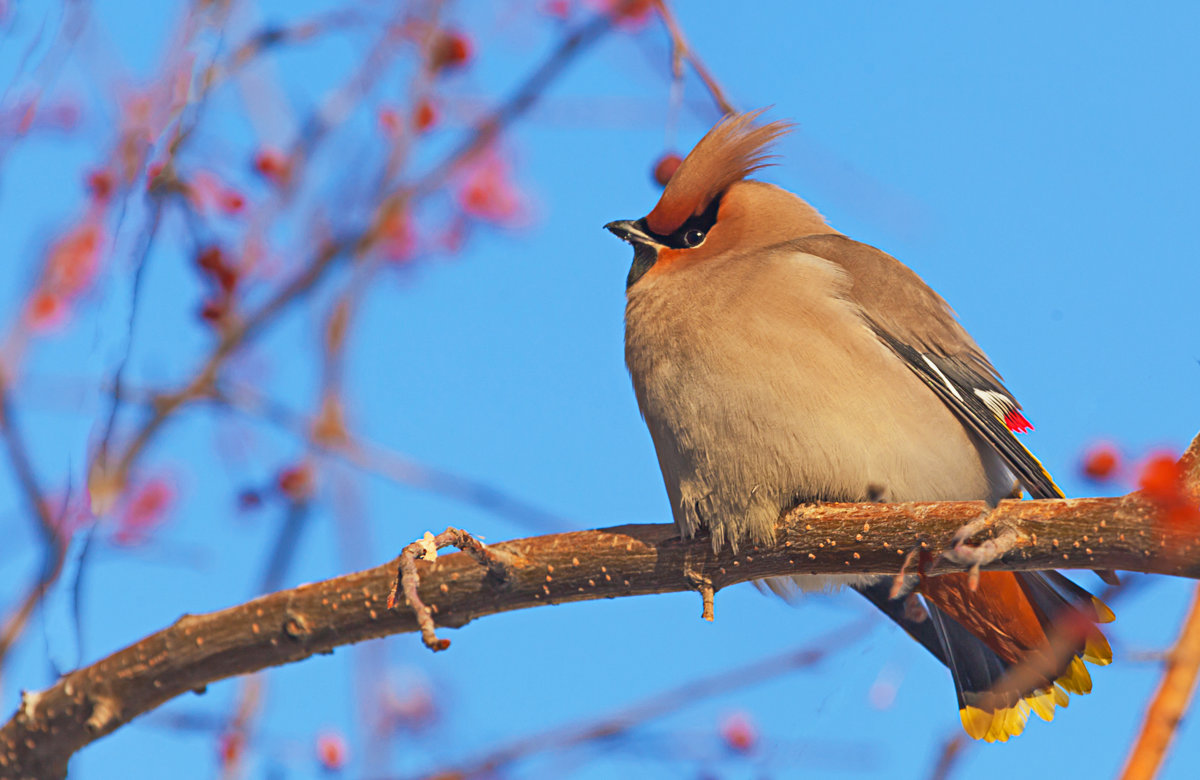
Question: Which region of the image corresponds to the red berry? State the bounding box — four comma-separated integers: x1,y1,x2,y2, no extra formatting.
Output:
196,245,225,273
1139,453,1183,502
608,0,654,29
218,731,243,768
195,246,239,293
413,99,437,132
277,464,314,501
431,30,472,71
113,477,175,546
214,265,239,294
146,161,166,190
379,107,400,135
199,298,227,324
1080,444,1120,482
86,169,115,203
253,148,291,185
315,730,348,771
720,711,757,753
27,290,66,330
219,189,246,215
652,153,683,187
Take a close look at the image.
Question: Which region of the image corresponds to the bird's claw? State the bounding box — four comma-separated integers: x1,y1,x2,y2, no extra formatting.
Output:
939,514,1020,590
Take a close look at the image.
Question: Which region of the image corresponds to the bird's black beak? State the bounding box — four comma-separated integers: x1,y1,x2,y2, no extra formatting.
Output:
604,219,653,246
606,219,660,289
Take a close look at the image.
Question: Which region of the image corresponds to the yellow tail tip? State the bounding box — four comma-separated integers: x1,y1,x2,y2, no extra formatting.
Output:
1026,688,1057,723
1056,656,1094,695
961,706,993,741
1084,630,1114,666
960,702,1031,743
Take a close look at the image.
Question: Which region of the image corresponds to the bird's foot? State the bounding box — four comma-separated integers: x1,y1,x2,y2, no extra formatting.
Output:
939,513,1020,591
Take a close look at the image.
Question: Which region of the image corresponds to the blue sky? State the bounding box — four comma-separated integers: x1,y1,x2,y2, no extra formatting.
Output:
2,1,1199,778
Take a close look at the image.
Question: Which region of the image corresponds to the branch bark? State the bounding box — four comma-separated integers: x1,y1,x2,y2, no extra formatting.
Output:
3,450,1200,777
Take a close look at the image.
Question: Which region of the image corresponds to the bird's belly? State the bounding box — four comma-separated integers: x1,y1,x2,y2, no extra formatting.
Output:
630,289,1005,550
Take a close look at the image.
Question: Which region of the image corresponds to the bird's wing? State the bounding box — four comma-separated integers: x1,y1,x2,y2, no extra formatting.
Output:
865,327,1062,499
783,233,1063,500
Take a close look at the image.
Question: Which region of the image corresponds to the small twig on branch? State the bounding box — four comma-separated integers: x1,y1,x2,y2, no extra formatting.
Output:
1119,581,1200,780
697,579,716,621
684,568,716,621
387,527,524,650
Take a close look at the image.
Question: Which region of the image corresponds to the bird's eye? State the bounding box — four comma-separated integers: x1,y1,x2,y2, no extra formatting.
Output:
682,228,706,247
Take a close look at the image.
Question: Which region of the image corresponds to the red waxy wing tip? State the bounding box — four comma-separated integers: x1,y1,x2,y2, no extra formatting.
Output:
1004,410,1033,434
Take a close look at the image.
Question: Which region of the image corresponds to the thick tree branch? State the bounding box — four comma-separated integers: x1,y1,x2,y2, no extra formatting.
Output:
4,443,1200,777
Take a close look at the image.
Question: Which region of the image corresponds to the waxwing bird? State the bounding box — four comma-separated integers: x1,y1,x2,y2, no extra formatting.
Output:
606,111,1113,742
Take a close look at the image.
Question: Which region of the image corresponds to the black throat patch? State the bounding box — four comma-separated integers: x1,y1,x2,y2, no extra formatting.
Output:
626,242,658,288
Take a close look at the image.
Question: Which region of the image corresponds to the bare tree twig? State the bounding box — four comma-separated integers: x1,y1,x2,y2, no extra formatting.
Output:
386,526,523,650
1119,581,1200,780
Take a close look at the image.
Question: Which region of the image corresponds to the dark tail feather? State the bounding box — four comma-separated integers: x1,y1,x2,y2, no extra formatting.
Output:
1023,571,1116,625
1016,572,1114,670
926,607,1013,709
853,576,1110,743
851,581,1025,739
852,579,947,666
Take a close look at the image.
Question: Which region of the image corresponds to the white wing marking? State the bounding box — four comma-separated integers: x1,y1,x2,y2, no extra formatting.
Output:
921,355,963,401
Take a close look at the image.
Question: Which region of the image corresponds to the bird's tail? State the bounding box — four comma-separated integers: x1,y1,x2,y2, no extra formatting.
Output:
855,571,1113,742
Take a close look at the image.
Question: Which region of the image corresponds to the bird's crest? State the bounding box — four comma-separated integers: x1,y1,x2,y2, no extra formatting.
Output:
645,109,792,235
